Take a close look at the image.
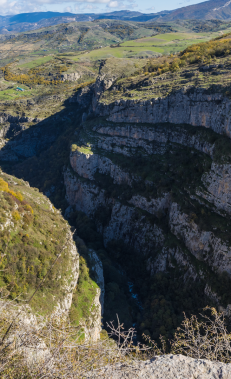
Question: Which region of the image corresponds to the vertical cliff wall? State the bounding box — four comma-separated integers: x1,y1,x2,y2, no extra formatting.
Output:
64,83,231,324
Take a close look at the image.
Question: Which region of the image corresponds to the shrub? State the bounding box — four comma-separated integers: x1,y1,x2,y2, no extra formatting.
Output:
23,213,33,226
0,178,8,192
145,307,231,363
0,177,23,202
9,190,24,202
170,307,231,362
24,204,33,214
12,211,21,221
0,302,230,378
71,144,78,152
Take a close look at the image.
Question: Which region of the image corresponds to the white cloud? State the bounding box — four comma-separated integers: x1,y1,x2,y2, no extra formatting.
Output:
0,0,133,16
2,0,41,14
107,0,118,7
35,0,110,4
64,5,73,11
85,3,99,8
146,6,155,10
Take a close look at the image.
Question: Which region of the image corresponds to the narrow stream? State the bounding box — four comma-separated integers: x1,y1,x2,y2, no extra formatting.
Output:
128,281,143,312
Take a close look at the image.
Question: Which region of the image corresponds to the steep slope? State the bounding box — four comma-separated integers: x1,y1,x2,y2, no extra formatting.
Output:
0,170,104,340
62,38,231,339
0,170,79,315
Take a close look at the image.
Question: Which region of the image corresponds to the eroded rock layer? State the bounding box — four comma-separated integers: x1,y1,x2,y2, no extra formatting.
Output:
64,84,231,318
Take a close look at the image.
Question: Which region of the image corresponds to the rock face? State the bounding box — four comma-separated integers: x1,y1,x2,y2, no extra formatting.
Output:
85,354,231,379
201,163,231,215
69,85,94,108
63,78,231,312
54,230,79,315
61,72,81,82
64,117,231,275
0,114,68,161
91,121,214,157
64,167,165,255
96,88,231,138
84,250,104,341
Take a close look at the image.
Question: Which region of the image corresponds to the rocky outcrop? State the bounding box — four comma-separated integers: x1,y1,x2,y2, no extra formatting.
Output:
0,117,64,160
85,354,231,378
0,113,33,124
169,202,231,275
64,167,164,256
84,250,104,341
96,88,231,138
70,150,133,185
92,121,214,157
61,72,81,81
55,230,79,315
128,193,171,217
0,123,11,138
69,85,94,108
200,163,231,215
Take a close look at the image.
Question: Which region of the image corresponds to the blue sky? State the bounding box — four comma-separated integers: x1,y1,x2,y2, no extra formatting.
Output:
2,0,207,16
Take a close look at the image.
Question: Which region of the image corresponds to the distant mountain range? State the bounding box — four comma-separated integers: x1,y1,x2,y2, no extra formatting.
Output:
163,0,231,21
1,1,231,34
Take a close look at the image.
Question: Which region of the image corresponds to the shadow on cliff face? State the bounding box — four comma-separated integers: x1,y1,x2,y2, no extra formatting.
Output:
68,210,139,333
0,97,84,210
0,94,138,336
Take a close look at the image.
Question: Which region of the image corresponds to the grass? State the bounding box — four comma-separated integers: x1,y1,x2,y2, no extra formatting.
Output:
19,55,53,69
70,241,99,330
71,144,93,155
70,32,222,61
0,82,36,100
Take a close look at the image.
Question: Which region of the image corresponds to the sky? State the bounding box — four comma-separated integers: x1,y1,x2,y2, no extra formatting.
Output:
2,0,208,17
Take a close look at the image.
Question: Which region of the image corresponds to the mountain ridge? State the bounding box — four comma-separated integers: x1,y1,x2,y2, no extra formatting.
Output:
3,2,231,35
162,0,231,21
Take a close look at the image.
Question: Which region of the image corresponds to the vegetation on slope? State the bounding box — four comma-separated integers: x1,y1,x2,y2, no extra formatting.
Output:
69,236,99,330
98,32,231,106
0,171,73,315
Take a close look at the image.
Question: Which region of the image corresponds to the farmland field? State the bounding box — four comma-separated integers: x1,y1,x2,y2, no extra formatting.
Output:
72,31,231,61
19,55,53,69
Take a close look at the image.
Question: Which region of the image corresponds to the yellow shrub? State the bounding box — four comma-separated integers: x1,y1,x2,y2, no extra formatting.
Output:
12,211,21,221
24,204,33,214
0,177,24,202
8,190,24,202
0,178,9,192
71,144,78,152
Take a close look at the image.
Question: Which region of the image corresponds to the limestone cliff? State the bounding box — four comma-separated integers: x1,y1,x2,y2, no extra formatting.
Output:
64,77,231,316
96,88,231,138
83,250,104,341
